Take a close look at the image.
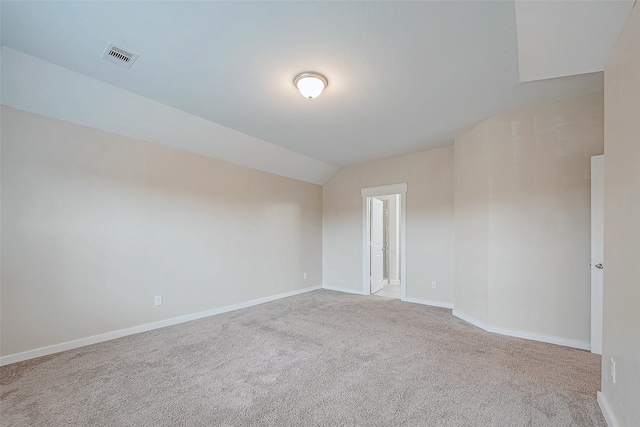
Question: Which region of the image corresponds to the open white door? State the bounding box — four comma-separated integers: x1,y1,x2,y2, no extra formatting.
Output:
591,155,604,355
370,198,385,294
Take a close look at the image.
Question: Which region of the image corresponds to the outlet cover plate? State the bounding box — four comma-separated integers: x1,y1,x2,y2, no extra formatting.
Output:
611,359,616,384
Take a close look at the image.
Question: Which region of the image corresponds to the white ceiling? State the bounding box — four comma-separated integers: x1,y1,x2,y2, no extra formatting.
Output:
1,1,605,169
1,46,338,185
516,0,634,83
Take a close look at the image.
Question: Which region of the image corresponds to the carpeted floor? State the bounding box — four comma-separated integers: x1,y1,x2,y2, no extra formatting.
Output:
0,290,605,426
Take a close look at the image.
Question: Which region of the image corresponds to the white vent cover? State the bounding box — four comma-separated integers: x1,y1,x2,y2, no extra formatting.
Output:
101,42,139,69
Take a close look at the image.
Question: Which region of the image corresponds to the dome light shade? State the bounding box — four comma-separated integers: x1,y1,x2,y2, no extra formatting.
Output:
294,72,328,100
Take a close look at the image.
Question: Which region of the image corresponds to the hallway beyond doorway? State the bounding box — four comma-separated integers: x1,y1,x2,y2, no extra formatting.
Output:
372,283,401,299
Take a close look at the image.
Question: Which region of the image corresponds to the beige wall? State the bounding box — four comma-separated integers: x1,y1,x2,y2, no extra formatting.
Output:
602,3,640,425
454,119,492,323
0,106,323,357
323,146,454,304
454,92,604,344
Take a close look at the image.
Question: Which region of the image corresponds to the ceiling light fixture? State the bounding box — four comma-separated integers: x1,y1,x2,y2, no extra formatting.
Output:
294,72,328,100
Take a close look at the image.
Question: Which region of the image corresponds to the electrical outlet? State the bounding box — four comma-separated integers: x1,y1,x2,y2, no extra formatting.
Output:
431,281,437,289
154,295,163,306
610,359,616,384
303,272,308,279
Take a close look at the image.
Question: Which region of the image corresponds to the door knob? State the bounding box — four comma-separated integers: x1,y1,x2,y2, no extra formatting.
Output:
595,263,603,269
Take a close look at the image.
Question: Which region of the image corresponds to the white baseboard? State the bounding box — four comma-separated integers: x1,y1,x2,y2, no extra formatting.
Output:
322,285,367,295
402,297,453,309
390,279,401,285
452,310,591,351
0,285,322,366
489,324,591,351
598,392,620,427
452,309,491,330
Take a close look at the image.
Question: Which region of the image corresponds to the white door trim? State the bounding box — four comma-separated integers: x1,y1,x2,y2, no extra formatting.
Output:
362,183,407,299
361,183,408,198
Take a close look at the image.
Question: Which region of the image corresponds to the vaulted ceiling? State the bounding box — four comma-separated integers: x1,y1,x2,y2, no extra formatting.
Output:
0,1,631,182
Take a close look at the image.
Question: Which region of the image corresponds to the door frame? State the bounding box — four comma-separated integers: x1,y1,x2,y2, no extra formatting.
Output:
362,183,407,299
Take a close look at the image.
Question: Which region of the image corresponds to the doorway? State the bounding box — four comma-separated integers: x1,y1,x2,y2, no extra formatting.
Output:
362,183,407,300
370,195,401,298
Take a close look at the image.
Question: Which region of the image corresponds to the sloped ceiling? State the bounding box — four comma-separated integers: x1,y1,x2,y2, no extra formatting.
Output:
0,47,338,185
0,1,609,183
516,0,634,83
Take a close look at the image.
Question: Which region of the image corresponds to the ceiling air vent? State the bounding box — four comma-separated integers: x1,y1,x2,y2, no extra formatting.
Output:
101,42,139,69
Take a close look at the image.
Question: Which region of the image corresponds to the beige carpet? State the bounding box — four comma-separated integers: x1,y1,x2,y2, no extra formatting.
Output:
0,290,605,426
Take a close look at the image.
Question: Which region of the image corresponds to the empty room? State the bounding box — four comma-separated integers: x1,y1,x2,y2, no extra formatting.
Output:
1,1,638,426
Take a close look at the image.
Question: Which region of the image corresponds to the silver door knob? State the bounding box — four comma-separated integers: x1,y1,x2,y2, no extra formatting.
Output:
595,263,603,269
